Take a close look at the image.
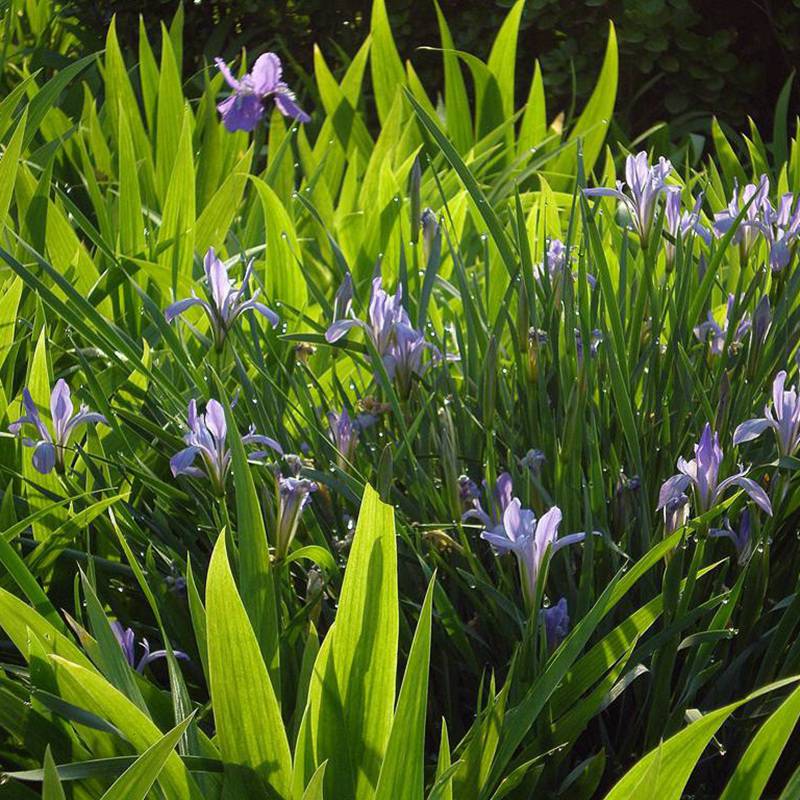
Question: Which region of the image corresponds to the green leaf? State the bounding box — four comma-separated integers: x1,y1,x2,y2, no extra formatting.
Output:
370,0,406,125
603,678,800,799
551,22,617,183
155,25,185,202
486,0,525,121
518,61,546,156
49,657,203,800
0,108,26,232
206,533,292,797
117,106,145,255
375,576,436,800
42,747,66,800
434,2,471,153
99,716,194,800
720,682,800,800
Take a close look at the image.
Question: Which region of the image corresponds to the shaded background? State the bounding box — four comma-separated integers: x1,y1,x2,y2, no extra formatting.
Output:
74,0,800,138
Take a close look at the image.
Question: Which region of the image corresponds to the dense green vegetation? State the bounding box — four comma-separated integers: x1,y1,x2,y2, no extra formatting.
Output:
2,1,800,798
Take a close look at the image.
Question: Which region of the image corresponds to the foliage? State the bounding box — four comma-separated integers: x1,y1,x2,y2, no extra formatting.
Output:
0,1,800,798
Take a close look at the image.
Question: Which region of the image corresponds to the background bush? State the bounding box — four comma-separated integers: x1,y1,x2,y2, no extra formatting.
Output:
74,0,800,136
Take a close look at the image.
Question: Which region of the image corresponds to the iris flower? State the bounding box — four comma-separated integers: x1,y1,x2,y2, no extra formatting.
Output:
694,294,751,356
9,380,107,474
584,151,673,247
215,52,310,132
664,188,711,266
709,510,751,565
170,399,282,495
276,477,318,557
712,175,771,261
734,371,800,456
165,247,279,351
462,472,514,535
111,622,188,674
657,423,771,517
480,498,588,607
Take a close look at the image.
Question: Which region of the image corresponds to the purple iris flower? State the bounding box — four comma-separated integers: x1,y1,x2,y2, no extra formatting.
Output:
664,188,712,266
760,192,800,273
165,247,279,351
694,294,751,356
713,175,771,261
480,498,588,607
753,296,772,344
462,472,514,535
325,276,438,387
541,597,570,651
709,510,751,565
734,371,800,456
215,52,310,132
9,380,107,474
421,208,439,262
111,622,188,674
276,476,318,557
575,328,603,364
584,151,672,247
663,492,690,534
533,239,596,288
657,423,772,517
170,399,282,495
328,407,360,467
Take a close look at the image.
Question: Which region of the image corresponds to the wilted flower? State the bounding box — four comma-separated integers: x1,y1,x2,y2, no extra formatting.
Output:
480,498,588,606
657,423,772,516
541,597,569,651
462,472,514,535
328,407,361,466
276,477,318,557
215,52,310,132
165,247,279,351
713,175,771,261
111,622,188,674
753,296,772,344
734,371,800,456
709,510,751,565
694,294,751,356
663,492,690,535
584,151,673,247
9,380,107,474
170,399,282,495
664,188,712,267
520,449,546,476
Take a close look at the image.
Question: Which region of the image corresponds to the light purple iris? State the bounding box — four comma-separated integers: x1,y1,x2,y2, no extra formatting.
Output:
760,192,800,273
170,399,282,495
215,52,310,132
664,188,712,266
276,476,318,557
165,247,279,351
542,597,570,651
713,175,771,261
709,510,751,565
657,423,772,517
111,622,188,674
734,371,800,457
421,208,439,262
9,380,107,474
663,492,690,534
325,276,438,388
584,151,672,247
332,273,354,322
328,407,360,466
533,239,596,288
694,294,751,356
480,498,587,606
462,471,514,535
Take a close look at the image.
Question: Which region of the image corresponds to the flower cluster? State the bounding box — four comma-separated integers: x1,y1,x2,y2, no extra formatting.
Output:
325,275,440,395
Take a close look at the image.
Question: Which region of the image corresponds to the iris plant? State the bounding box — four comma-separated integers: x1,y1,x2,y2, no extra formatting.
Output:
658,424,772,517
734,371,800,456
165,247,279,351
170,399,282,495
111,623,188,674
9,380,107,474
215,52,309,132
